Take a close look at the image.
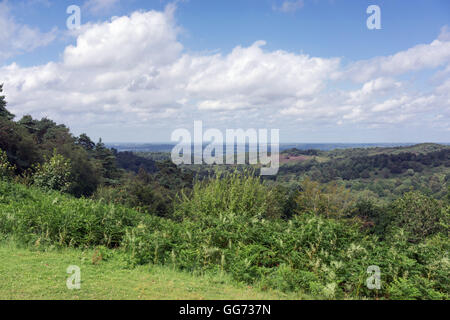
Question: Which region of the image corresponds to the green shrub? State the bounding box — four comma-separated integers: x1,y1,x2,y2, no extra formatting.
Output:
174,170,276,221
349,199,393,237
0,181,142,247
389,191,447,242
94,179,171,217
0,149,15,181
295,178,355,218
33,150,72,193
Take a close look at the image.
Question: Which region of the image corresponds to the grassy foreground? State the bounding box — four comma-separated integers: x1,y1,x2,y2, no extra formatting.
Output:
0,243,304,300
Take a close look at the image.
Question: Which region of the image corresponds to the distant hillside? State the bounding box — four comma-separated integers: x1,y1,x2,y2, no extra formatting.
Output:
107,142,449,153
281,143,450,161
278,143,450,201
114,150,158,174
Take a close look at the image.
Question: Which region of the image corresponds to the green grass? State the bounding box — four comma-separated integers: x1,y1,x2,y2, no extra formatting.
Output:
0,242,304,300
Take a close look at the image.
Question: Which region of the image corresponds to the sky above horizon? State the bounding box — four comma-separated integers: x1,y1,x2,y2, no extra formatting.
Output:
0,0,449,143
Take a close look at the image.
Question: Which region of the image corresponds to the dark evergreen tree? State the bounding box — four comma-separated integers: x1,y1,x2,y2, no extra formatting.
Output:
17,115,38,134
76,133,96,152
0,84,14,120
94,138,120,185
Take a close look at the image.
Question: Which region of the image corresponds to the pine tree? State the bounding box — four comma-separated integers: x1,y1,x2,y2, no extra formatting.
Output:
77,133,96,151
0,84,15,121
95,138,119,184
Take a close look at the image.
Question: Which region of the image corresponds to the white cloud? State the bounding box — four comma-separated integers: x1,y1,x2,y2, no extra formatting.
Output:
372,96,409,113
1,9,184,122
0,1,57,61
347,78,401,104
342,37,450,82
184,40,339,108
0,7,449,141
0,8,339,125
63,10,182,69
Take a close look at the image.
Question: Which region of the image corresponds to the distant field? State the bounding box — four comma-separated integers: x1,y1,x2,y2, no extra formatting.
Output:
0,243,304,300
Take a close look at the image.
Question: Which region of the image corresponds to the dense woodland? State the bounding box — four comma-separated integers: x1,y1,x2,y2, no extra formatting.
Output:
275,145,450,201
0,84,449,299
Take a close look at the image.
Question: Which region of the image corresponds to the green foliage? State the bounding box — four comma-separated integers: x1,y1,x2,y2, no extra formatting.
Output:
0,149,16,180
76,133,95,151
174,170,275,221
93,165,191,218
94,139,120,186
0,181,141,247
0,92,448,301
115,151,157,174
122,173,448,299
389,191,447,242
0,118,40,171
265,184,300,220
0,84,14,121
61,144,100,197
0,175,448,299
32,150,72,193
278,144,450,200
94,180,170,218
295,178,354,218
0,86,118,197
349,199,392,237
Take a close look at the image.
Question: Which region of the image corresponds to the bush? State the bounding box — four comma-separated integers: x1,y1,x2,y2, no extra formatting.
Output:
0,149,15,181
389,191,447,242
0,181,142,247
94,179,171,218
174,170,275,221
349,199,393,237
33,150,72,193
295,178,355,218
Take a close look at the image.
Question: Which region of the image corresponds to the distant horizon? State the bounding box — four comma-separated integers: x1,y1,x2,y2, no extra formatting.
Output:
106,142,450,145
105,142,450,153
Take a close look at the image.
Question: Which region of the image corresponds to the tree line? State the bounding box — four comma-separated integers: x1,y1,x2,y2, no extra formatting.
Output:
0,84,191,216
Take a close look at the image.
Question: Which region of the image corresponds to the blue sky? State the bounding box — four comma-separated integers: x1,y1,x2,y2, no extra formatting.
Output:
0,0,449,142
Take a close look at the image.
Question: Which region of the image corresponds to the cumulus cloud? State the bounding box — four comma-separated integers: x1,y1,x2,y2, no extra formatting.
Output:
0,1,57,61
63,10,182,69
0,8,339,124
0,6,449,140
347,78,401,104
1,10,180,120
185,40,339,110
341,36,450,82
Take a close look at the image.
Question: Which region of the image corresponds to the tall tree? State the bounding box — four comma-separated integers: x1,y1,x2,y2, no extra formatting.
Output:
17,115,38,134
94,138,120,185
76,133,96,152
0,84,14,121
